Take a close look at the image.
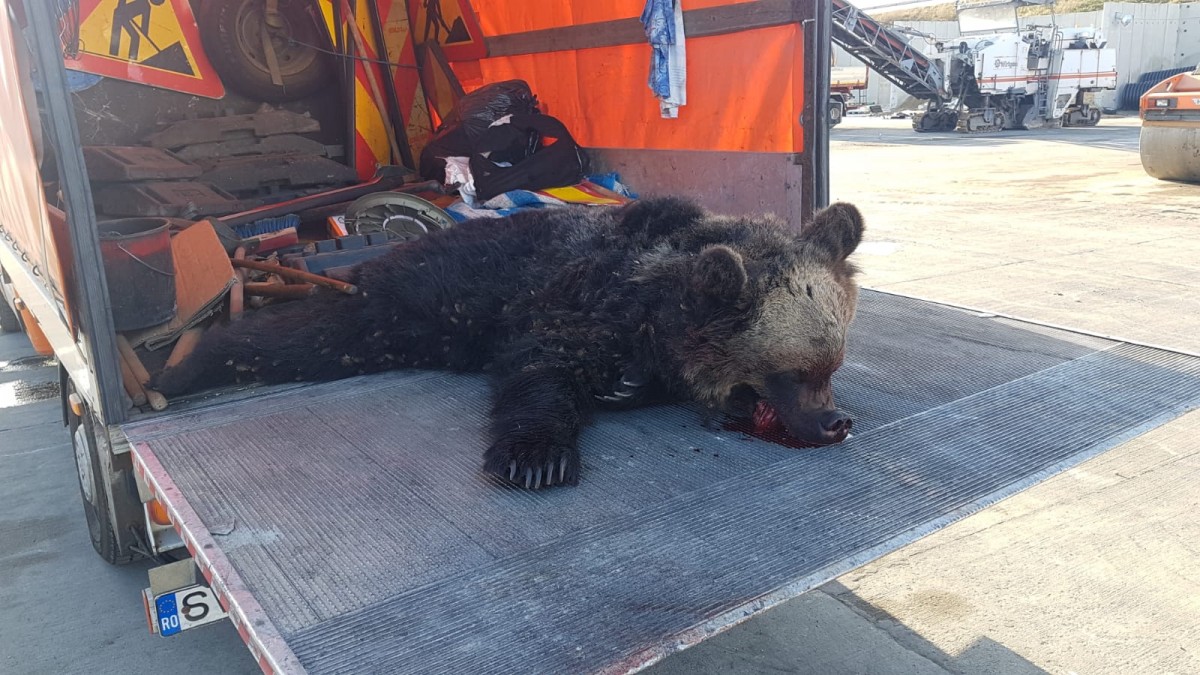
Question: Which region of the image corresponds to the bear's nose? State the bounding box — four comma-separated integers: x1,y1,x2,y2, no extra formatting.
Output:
819,410,853,442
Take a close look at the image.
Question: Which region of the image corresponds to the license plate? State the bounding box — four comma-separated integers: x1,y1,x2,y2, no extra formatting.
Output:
150,584,228,636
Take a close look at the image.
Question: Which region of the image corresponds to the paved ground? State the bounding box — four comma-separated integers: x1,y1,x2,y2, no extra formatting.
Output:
2,116,1198,674
828,115,1200,354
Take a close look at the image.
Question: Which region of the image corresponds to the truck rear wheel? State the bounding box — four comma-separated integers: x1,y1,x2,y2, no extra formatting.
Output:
828,100,845,126
68,383,144,565
0,271,22,333
0,297,19,333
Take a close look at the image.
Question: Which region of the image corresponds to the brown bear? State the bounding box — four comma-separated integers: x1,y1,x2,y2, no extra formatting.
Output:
152,197,864,488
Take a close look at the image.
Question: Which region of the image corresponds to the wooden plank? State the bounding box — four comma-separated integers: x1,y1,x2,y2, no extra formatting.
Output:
683,0,804,39
485,18,642,58
230,246,246,321
117,354,148,407
484,0,804,58
116,335,168,411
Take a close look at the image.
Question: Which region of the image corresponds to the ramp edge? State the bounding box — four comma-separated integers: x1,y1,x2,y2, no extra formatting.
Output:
862,286,1200,360
131,441,307,675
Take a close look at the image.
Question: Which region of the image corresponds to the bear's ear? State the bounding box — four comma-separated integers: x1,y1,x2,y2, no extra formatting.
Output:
690,245,747,311
802,202,864,262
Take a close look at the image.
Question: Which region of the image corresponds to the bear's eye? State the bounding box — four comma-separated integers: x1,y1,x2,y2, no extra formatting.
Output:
805,284,814,299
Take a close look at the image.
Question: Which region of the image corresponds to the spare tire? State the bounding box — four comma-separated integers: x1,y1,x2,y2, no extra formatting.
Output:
197,0,333,103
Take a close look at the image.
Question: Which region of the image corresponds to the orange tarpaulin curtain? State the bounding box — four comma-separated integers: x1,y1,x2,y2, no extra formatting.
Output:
449,0,805,154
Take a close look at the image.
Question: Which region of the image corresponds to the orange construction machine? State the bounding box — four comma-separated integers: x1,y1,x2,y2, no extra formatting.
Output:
1139,64,1200,183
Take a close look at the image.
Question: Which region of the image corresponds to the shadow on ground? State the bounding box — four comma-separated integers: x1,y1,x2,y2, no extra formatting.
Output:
646,581,1045,675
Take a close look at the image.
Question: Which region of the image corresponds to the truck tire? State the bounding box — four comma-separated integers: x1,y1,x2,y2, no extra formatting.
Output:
829,100,845,126
0,269,21,333
197,0,333,103
68,383,144,565
0,296,20,333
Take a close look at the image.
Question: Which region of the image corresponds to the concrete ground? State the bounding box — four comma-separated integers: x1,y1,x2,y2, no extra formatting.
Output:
828,115,1200,354
2,116,1198,674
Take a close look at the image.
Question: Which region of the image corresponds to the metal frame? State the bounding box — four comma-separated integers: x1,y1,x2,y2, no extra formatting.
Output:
810,0,832,210
831,0,944,101
23,0,126,425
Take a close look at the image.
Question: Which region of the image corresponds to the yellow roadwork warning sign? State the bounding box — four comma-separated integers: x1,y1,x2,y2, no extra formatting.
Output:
407,0,485,61
64,0,225,98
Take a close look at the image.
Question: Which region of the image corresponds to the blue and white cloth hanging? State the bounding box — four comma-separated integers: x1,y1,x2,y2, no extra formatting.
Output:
641,0,687,118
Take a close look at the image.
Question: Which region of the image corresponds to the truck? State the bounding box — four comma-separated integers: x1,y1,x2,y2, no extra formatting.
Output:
831,0,1117,133
4,1,1198,674
829,51,870,125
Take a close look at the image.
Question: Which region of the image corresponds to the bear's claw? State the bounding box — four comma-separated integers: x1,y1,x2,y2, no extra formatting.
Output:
506,460,564,487
596,365,650,404
485,441,580,489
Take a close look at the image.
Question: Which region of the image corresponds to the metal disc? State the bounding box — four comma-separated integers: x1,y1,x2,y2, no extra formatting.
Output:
344,192,456,242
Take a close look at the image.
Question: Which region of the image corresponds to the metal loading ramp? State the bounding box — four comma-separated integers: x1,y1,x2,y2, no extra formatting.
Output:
122,291,1200,675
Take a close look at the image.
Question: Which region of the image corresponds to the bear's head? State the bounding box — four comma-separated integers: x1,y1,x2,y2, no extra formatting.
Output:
670,203,864,446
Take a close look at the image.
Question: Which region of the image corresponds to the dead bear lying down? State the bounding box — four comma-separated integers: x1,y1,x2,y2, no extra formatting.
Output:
152,197,865,488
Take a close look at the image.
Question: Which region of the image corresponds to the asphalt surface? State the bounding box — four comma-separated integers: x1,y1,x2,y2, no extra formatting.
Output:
827,116,1199,354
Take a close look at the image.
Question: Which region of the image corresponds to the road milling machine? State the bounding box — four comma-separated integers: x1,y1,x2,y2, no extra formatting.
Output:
832,0,1117,133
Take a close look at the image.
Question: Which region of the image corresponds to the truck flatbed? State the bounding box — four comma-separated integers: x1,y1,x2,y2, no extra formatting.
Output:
121,291,1200,675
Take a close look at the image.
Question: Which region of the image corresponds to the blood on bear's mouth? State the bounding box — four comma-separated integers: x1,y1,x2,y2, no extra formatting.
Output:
752,400,787,435
721,400,822,450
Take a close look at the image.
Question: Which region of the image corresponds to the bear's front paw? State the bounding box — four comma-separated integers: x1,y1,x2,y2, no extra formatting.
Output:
484,439,581,489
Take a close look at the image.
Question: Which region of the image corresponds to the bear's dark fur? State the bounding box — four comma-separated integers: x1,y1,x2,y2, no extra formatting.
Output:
153,197,864,488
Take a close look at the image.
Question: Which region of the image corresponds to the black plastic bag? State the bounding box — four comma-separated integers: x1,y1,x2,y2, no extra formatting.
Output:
419,80,540,182
469,113,589,203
